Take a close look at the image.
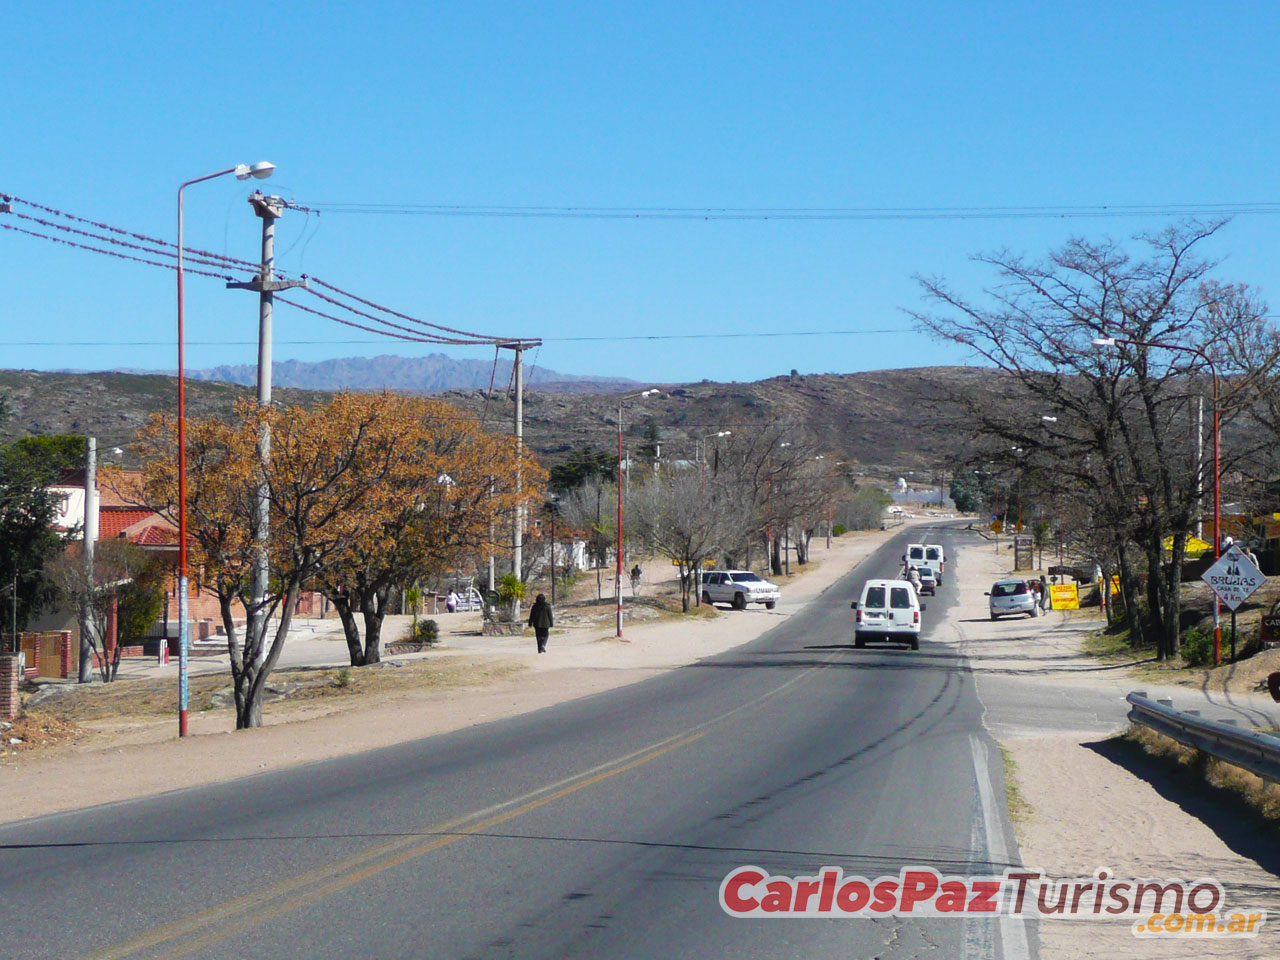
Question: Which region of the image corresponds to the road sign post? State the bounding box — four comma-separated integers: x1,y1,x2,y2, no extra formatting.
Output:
1201,546,1265,663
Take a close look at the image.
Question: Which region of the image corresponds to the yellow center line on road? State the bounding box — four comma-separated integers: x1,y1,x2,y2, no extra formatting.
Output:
87,732,704,960
90,651,843,960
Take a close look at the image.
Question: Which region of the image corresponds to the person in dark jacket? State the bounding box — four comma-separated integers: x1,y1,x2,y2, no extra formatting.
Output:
528,593,553,653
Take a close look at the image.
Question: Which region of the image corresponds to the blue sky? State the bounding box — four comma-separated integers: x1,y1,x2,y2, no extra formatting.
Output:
3,2,1277,384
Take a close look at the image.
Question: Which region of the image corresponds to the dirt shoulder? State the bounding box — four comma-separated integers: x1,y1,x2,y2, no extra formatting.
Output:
0,519,931,825
944,537,1280,957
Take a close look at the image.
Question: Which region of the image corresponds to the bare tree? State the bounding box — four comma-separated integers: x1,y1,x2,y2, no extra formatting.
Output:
629,470,737,612
49,539,150,682
914,222,1280,658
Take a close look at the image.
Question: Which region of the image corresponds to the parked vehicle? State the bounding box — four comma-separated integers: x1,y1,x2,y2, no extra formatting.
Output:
851,578,923,650
986,579,1038,619
701,570,781,610
924,544,945,583
916,566,938,596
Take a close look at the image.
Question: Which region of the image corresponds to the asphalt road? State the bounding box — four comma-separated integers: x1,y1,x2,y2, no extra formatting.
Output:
0,524,1035,960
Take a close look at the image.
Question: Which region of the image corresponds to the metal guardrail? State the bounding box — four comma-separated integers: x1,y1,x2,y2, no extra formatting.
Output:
1126,692,1280,783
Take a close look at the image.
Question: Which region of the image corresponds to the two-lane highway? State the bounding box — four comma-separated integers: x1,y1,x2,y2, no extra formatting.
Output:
0,524,1033,959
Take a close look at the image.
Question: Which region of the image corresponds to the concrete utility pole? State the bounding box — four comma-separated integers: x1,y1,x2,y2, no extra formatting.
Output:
79,437,97,682
512,345,524,609
228,194,306,664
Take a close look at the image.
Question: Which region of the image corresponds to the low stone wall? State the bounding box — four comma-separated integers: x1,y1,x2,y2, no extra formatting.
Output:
481,622,525,637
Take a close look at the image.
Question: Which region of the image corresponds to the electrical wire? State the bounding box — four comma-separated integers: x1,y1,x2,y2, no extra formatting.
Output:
297,284,498,346
273,296,463,345
0,222,238,281
305,277,518,342
9,211,256,274
4,194,259,269
0,328,911,347
1,191,537,348
289,200,1280,222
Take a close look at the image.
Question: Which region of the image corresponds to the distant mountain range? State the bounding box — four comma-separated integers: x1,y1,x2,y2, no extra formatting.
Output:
119,354,637,394
0,364,1011,475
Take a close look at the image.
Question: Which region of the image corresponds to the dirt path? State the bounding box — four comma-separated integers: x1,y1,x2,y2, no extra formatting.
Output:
0,519,938,825
943,535,1278,957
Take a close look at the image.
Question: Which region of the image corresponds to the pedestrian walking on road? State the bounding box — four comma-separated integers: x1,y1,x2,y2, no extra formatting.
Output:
528,593,553,653
1039,574,1050,612
446,590,459,614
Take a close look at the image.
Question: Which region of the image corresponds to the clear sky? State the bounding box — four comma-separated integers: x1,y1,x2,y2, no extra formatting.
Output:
3,1,1277,385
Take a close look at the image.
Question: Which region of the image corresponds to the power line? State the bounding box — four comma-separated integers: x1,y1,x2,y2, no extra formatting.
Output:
0,328,909,347
5,194,259,269
0,192,538,348
291,200,1280,221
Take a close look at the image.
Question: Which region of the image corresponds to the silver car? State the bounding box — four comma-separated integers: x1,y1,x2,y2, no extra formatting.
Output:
986,579,1038,619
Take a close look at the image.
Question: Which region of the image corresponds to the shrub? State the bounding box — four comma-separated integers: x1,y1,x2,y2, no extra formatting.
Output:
498,575,525,602
1181,627,1213,667
833,524,847,537
414,619,440,646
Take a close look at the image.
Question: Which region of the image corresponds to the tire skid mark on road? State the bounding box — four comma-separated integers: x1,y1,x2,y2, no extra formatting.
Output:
710,663,966,832
88,654,842,960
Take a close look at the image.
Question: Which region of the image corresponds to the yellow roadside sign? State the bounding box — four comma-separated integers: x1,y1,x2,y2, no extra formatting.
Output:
990,520,1003,533
1162,535,1212,558
1050,584,1079,609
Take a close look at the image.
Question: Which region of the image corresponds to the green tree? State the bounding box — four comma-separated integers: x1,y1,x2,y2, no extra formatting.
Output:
549,447,616,493
0,421,67,635
10,434,86,478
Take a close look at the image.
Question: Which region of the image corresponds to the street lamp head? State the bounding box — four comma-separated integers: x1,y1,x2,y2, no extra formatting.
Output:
1092,337,1117,347
235,161,276,181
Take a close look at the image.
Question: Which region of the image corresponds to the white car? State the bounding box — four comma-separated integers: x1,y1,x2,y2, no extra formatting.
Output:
986,580,1038,619
851,578,923,650
923,544,945,583
916,566,938,596
701,570,781,610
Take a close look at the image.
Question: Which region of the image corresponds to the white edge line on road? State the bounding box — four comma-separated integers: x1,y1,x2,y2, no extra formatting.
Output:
970,734,1032,960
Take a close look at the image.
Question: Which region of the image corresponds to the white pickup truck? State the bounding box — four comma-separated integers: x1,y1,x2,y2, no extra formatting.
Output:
701,570,781,610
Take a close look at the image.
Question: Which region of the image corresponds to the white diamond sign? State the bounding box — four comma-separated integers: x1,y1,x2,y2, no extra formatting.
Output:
1201,545,1266,610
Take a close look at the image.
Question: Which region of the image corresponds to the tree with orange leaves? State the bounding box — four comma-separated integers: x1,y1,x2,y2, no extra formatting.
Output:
136,392,542,728
316,395,539,666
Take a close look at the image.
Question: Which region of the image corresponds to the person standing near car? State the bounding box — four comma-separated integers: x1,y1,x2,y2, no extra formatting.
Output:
528,593,553,653
1039,574,1051,612
907,565,922,595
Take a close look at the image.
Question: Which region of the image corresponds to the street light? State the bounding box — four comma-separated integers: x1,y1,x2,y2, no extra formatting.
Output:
176,161,274,738
1094,334,1222,664
617,388,659,638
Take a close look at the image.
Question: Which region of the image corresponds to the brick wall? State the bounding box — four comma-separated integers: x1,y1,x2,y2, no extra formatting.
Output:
59,630,74,679
0,655,19,720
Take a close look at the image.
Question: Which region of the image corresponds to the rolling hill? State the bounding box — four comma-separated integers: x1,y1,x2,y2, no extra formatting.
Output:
0,366,1004,474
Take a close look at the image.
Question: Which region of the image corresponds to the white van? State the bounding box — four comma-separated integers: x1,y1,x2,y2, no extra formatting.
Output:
851,578,923,650
923,544,945,583
904,543,926,568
